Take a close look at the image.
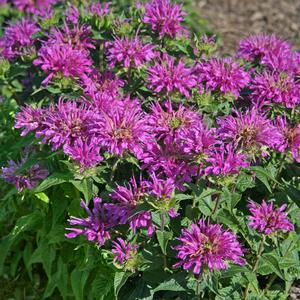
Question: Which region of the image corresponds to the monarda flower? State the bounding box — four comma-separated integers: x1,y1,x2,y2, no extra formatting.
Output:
65,198,112,246
275,116,300,163
251,71,300,108
217,108,283,156
33,43,92,85
86,2,111,17
143,0,187,39
237,34,292,65
109,177,155,236
107,36,156,69
112,238,139,265
148,54,196,98
36,99,95,150
63,138,103,170
0,18,38,60
205,144,249,176
13,0,58,15
174,219,245,274
248,200,294,235
91,98,150,158
1,155,48,192
65,6,80,24
47,24,95,53
194,58,250,97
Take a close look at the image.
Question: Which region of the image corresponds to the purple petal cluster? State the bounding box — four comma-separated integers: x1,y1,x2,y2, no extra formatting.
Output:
0,18,38,60
33,43,92,85
248,200,294,235
112,238,139,265
1,155,48,192
143,0,186,39
205,144,249,176
194,58,250,97
107,36,156,68
148,54,197,98
251,71,300,108
86,2,111,17
13,0,57,15
217,108,283,156
65,198,112,246
174,219,245,274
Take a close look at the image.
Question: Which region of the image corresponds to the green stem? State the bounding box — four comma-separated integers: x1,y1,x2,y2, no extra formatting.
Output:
159,212,167,270
212,194,220,216
110,157,120,182
244,235,266,299
272,153,286,190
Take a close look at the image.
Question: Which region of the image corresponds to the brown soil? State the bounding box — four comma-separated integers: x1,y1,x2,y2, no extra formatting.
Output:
193,0,300,55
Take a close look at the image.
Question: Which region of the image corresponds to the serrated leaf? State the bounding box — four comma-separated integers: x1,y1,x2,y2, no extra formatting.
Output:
156,230,173,255
114,272,132,299
71,268,89,300
260,254,285,280
34,172,74,192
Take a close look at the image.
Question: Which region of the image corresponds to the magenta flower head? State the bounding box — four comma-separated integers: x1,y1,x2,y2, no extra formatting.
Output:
63,137,103,170
13,0,58,15
65,198,112,246
248,200,294,235
194,57,250,97
275,116,300,163
112,238,139,265
1,154,48,192
65,6,80,24
107,36,156,69
217,108,283,156
92,98,150,158
237,34,292,65
109,176,155,236
148,54,197,98
33,43,92,85
205,144,249,176
0,18,38,60
86,2,111,17
251,71,300,108
174,219,245,274
143,0,187,39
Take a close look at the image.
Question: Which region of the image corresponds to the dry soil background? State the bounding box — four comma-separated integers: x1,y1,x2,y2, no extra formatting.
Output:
194,0,300,54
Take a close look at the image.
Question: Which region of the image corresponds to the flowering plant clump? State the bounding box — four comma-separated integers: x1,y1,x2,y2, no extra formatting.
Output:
0,0,299,299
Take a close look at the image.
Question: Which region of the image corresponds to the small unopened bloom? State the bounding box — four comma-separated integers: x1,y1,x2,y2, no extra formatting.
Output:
143,0,187,39
248,200,294,235
112,238,139,265
174,219,245,274
65,198,112,246
148,54,196,98
107,36,156,68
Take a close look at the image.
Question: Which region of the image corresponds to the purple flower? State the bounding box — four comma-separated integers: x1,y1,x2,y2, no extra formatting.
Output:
112,238,139,265
275,116,300,163
147,173,175,199
174,219,245,274
0,18,38,60
107,36,156,68
15,105,45,136
36,99,95,150
91,98,150,157
217,108,283,156
251,71,300,108
143,0,187,39
148,54,197,98
33,43,92,85
81,70,124,111
1,154,48,192
237,34,292,65
194,58,250,97
65,6,80,24
47,24,95,53
109,177,155,236
248,200,294,235
86,2,111,17
65,198,111,246
205,144,249,176
63,138,103,170
13,0,58,15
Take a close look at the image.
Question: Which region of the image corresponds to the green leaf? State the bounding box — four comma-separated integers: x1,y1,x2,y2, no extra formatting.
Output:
92,269,114,299
35,192,50,203
71,178,93,202
34,172,74,192
114,272,132,299
250,166,279,193
156,230,173,255
71,268,89,300
260,254,285,280
152,278,185,293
